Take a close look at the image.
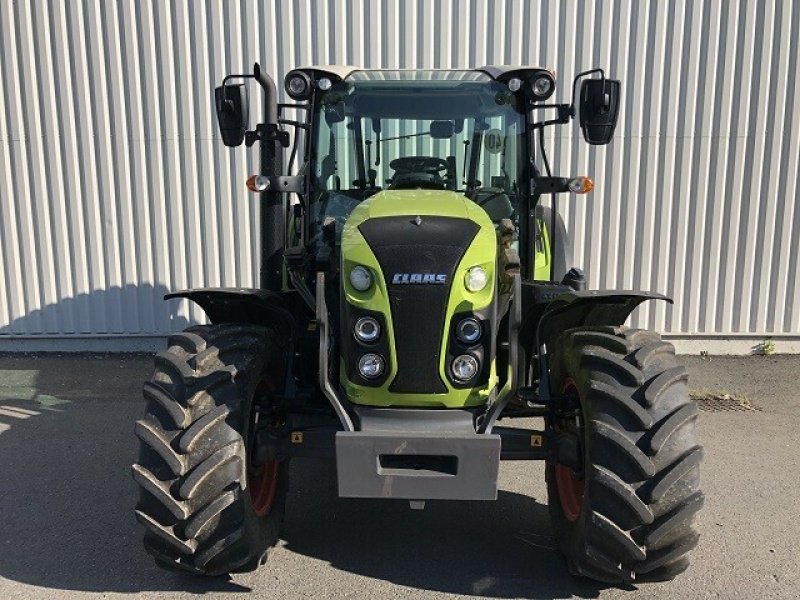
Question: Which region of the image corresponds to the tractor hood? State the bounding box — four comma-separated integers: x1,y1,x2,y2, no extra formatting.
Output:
345,189,478,221
339,190,499,408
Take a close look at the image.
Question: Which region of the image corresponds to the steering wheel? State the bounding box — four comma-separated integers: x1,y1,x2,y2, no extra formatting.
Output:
388,156,451,190
390,156,450,176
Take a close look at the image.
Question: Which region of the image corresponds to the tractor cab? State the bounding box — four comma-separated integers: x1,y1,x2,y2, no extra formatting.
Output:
307,70,527,243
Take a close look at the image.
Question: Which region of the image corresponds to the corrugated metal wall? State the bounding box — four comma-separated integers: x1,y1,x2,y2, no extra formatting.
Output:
1,0,799,345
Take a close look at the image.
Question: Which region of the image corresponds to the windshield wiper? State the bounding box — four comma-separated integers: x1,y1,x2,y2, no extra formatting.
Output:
380,131,432,143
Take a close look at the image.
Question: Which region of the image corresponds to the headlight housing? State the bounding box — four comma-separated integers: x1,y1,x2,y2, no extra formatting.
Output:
354,316,380,343
465,266,488,292
358,353,385,379
530,72,555,101
456,318,481,344
349,266,373,292
451,354,479,382
285,70,312,100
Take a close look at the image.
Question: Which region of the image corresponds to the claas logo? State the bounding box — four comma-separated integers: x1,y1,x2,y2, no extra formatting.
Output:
391,273,447,285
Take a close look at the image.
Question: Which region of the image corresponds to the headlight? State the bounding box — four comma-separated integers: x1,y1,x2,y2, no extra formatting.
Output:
507,77,522,92
285,70,312,100
451,354,479,382
354,316,380,343
456,318,481,344
531,73,555,100
350,266,373,291
358,353,385,379
318,77,332,90
465,266,488,292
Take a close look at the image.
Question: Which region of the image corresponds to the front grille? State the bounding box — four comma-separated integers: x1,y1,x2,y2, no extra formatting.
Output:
359,216,479,393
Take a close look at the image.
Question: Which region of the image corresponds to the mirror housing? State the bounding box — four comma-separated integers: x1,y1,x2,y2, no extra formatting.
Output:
214,84,249,147
579,79,620,145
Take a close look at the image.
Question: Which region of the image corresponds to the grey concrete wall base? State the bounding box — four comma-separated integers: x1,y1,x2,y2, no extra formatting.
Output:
0,336,167,353
3,335,800,355
666,335,800,355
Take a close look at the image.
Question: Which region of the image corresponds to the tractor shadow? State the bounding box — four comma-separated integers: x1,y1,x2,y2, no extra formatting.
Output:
279,459,609,599
0,283,190,343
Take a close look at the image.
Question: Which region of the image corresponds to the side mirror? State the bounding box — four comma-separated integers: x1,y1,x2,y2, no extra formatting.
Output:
214,84,249,147
579,79,620,145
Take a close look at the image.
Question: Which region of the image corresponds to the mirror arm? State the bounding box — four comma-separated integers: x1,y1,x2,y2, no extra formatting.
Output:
219,73,255,113
530,103,572,130
278,118,310,130
569,68,606,112
530,68,611,132
245,123,290,148
278,102,311,112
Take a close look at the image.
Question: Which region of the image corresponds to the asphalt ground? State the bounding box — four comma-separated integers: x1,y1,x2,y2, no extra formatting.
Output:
0,353,798,599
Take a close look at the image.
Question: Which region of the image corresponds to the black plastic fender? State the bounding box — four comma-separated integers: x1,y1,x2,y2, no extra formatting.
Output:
535,290,672,401
535,205,569,282
165,288,295,337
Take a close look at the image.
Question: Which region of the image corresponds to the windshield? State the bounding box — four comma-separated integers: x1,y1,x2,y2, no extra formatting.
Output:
309,70,528,243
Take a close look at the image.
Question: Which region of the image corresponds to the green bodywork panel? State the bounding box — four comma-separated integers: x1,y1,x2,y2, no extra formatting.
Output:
532,218,552,281
340,190,498,408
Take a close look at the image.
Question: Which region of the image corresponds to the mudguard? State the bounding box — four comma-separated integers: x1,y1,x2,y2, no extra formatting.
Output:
165,288,295,337
534,205,569,282
535,290,672,401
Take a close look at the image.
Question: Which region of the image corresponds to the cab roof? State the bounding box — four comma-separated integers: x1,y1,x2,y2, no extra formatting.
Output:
300,65,549,82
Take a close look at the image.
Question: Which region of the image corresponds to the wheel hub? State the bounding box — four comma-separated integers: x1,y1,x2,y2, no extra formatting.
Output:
248,379,282,517
249,460,279,517
554,380,585,522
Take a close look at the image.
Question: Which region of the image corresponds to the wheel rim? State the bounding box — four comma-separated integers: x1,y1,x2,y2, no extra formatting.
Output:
555,380,585,522
249,460,279,517
248,379,280,517
555,463,585,522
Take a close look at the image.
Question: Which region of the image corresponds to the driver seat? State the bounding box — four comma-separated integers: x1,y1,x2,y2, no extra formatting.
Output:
389,172,446,190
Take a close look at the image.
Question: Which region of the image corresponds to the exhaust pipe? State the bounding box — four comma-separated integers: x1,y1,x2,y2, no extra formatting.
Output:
253,62,285,292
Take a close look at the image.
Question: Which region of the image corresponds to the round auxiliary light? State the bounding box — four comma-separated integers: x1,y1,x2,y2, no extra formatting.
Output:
465,266,488,292
349,266,373,292
285,70,312,100
507,77,522,93
456,318,482,344
354,316,381,343
531,74,554,99
358,353,385,379
318,77,332,91
451,354,479,382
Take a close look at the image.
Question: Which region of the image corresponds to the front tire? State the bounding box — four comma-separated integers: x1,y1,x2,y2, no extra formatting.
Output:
132,324,288,575
546,326,703,583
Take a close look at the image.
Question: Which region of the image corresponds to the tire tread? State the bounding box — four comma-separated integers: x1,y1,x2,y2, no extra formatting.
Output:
133,323,286,576
548,326,703,584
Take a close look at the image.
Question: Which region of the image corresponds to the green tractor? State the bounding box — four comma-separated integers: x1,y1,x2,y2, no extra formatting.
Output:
133,63,703,583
